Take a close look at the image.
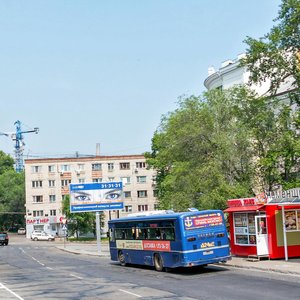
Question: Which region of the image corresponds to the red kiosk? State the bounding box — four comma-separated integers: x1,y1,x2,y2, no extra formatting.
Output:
224,189,300,260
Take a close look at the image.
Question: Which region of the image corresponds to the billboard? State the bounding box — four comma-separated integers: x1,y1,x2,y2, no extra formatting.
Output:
69,182,123,213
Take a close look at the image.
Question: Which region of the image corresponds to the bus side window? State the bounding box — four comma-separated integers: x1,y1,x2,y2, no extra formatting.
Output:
143,228,148,239
155,229,161,239
148,228,157,239
164,228,175,240
132,228,136,239
137,228,148,239
114,229,124,239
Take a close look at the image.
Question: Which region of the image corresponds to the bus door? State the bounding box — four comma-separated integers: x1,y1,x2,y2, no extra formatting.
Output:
255,215,269,256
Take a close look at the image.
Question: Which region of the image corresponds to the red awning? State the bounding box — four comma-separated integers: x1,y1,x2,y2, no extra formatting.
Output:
224,205,264,213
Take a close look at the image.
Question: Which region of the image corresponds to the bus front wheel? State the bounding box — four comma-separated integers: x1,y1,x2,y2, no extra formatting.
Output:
154,253,164,272
118,251,126,266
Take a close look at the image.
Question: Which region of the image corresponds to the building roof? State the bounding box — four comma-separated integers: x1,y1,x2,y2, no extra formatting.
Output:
24,154,146,164
224,205,265,213
267,197,300,204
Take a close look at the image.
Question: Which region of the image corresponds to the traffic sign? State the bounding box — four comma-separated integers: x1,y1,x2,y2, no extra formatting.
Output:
59,216,67,224
62,224,68,231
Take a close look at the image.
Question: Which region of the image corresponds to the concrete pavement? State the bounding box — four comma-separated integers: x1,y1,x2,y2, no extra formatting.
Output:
55,241,300,276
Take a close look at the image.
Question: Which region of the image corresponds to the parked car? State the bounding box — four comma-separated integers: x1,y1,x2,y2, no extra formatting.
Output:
0,232,9,246
17,228,26,235
32,230,44,234
31,232,55,241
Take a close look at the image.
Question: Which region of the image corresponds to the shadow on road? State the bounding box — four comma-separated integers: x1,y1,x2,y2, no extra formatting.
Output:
109,261,229,276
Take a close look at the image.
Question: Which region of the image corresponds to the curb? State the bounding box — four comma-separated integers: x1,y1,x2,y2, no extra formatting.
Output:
56,246,110,257
220,262,300,276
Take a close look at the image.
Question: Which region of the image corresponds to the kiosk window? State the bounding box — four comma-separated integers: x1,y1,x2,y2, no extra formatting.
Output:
285,210,300,231
233,212,257,245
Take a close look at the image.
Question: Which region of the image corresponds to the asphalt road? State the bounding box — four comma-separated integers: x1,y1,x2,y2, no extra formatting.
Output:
0,235,300,300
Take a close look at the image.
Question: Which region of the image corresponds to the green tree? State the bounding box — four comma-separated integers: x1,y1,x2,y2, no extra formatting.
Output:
146,88,256,211
0,151,14,175
0,170,25,230
241,0,300,189
235,94,300,191
147,85,300,210
242,0,300,101
62,195,96,238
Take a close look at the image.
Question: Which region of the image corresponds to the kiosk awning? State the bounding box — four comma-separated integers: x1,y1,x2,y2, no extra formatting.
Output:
224,205,264,213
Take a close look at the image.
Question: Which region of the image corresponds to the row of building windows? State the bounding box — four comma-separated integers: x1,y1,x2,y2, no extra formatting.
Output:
32,176,151,188
31,209,57,217
122,205,149,212
122,204,159,212
30,205,153,217
31,162,147,173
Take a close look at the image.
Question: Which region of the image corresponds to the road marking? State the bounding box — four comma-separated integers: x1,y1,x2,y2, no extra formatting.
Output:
70,274,83,280
19,247,25,254
46,267,53,270
118,289,142,298
0,282,24,300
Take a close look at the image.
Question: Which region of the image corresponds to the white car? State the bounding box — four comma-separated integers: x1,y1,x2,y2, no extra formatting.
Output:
17,228,26,235
31,232,55,241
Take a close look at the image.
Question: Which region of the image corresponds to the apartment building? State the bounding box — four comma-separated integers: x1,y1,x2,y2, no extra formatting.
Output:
24,155,158,238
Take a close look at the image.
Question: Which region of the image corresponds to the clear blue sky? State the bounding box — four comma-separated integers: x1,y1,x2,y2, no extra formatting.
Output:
0,0,282,158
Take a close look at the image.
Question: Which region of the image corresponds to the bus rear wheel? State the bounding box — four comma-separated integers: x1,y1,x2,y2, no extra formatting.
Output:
154,253,164,272
118,251,126,266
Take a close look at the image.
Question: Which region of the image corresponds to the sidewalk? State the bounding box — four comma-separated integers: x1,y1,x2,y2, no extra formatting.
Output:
56,242,300,276
56,241,110,257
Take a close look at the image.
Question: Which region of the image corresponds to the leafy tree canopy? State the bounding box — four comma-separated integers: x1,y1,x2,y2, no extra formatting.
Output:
146,88,257,211
242,0,300,101
62,195,96,238
146,87,300,211
0,151,14,175
241,0,300,189
0,170,25,230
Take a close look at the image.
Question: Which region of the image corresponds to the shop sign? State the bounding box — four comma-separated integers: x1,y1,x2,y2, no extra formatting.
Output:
268,187,300,199
227,193,268,208
26,218,49,224
227,198,256,207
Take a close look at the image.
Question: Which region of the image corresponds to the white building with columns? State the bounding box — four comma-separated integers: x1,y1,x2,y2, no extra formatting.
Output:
204,53,295,98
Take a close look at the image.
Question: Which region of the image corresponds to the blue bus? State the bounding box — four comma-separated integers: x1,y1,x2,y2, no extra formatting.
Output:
108,209,231,271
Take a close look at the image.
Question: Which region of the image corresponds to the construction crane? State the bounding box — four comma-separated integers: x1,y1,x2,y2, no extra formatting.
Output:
0,120,39,172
